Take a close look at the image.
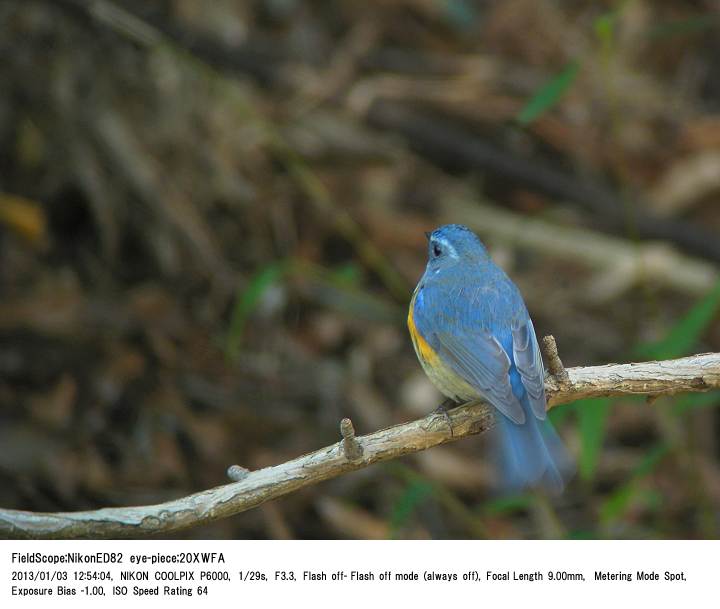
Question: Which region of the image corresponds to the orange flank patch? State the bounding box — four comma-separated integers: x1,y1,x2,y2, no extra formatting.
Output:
408,301,439,368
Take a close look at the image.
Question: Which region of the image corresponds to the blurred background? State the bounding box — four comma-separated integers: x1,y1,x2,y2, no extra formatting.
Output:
1,0,720,539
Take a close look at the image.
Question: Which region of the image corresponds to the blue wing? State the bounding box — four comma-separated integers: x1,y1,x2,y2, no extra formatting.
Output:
434,330,526,424
512,317,547,420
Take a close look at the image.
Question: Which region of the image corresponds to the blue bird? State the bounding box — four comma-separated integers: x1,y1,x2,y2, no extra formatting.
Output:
408,224,572,493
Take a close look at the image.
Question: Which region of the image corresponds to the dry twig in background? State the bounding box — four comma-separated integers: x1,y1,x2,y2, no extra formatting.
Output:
444,198,718,301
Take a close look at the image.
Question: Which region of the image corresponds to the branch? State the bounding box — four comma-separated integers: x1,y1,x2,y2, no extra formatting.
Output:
364,99,720,265
1,350,719,539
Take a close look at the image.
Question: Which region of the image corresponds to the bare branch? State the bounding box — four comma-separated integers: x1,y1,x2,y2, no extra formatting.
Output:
1,352,719,539
541,335,569,383
226,465,251,482
544,352,720,404
340,418,364,461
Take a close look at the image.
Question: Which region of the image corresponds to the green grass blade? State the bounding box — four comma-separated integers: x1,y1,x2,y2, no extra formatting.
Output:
226,261,288,359
517,62,580,126
672,391,720,415
327,262,361,287
577,398,611,482
594,11,617,45
388,479,434,537
481,493,533,516
635,280,720,360
548,402,573,426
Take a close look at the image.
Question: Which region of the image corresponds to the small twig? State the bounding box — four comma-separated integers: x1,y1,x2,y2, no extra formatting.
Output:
542,335,570,383
1,352,719,539
226,465,250,482
340,418,364,461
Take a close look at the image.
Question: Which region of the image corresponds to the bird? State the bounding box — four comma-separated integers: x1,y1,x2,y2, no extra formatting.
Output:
408,224,572,493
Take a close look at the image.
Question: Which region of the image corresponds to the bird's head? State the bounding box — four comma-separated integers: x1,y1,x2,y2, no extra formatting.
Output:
423,224,489,275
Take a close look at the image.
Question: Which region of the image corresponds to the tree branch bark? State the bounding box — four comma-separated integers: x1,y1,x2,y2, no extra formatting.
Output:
2,351,719,539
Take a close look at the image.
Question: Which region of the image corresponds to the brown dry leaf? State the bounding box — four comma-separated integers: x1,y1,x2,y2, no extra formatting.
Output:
128,284,186,334
0,278,83,334
0,193,48,247
680,117,720,152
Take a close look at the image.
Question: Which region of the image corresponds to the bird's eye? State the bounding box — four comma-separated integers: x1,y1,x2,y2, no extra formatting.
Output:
433,243,442,257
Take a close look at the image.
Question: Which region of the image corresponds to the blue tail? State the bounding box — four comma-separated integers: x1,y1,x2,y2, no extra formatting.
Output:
494,392,573,495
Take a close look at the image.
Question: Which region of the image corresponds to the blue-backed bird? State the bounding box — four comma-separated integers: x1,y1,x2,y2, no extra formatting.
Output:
408,224,572,493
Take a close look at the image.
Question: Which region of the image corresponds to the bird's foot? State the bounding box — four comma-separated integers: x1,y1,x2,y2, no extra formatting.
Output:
432,398,458,437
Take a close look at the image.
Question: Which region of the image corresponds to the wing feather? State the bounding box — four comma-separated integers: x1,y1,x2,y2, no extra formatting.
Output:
512,317,547,420
435,331,526,424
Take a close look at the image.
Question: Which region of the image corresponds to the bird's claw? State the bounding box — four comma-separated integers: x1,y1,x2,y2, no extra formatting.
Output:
432,398,457,437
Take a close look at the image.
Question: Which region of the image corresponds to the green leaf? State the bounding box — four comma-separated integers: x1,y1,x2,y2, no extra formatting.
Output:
226,261,288,359
594,12,617,45
673,391,720,415
517,62,580,126
388,479,434,537
594,2,632,47
327,262,361,287
577,398,611,482
635,280,720,360
548,402,573,426
481,493,533,516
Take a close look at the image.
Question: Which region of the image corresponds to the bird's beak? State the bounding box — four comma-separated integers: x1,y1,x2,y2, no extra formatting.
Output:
424,231,431,241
